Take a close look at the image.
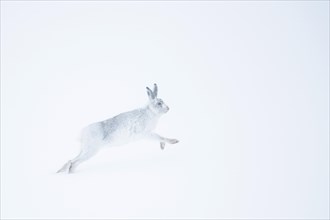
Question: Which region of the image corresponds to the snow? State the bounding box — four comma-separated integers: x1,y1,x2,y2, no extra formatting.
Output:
1,1,329,219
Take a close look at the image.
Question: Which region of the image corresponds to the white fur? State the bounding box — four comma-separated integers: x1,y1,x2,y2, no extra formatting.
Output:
57,83,179,173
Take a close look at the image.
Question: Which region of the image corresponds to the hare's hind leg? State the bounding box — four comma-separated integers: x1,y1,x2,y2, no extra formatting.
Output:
57,160,73,173
57,145,100,174
69,145,100,173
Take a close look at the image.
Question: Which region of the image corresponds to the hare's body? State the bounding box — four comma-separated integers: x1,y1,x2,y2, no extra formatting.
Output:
57,84,179,173
82,107,159,147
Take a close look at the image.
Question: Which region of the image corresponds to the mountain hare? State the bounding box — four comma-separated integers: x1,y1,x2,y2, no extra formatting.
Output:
57,83,179,173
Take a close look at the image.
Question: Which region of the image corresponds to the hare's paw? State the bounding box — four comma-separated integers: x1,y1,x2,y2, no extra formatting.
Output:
57,161,72,174
168,139,179,144
160,142,165,150
68,163,78,174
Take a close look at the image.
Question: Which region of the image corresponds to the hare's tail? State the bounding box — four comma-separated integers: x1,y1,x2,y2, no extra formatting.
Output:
56,160,73,173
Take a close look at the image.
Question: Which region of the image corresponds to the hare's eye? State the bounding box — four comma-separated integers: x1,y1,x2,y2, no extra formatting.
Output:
157,102,162,106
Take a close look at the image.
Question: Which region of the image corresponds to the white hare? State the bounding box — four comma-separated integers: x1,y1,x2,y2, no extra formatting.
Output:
57,83,179,173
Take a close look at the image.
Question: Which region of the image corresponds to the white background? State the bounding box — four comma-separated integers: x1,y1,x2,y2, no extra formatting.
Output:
1,1,329,219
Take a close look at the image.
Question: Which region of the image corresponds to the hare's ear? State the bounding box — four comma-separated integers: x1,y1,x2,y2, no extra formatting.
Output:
146,87,155,100
153,83,158,98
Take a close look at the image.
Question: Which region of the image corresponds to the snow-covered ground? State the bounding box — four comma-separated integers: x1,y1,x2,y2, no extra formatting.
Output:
1,1,329,219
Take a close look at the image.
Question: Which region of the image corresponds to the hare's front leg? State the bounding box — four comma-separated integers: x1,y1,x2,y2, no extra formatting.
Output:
148,133,179,150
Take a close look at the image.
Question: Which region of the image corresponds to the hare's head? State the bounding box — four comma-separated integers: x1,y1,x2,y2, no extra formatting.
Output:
146,83,169,114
